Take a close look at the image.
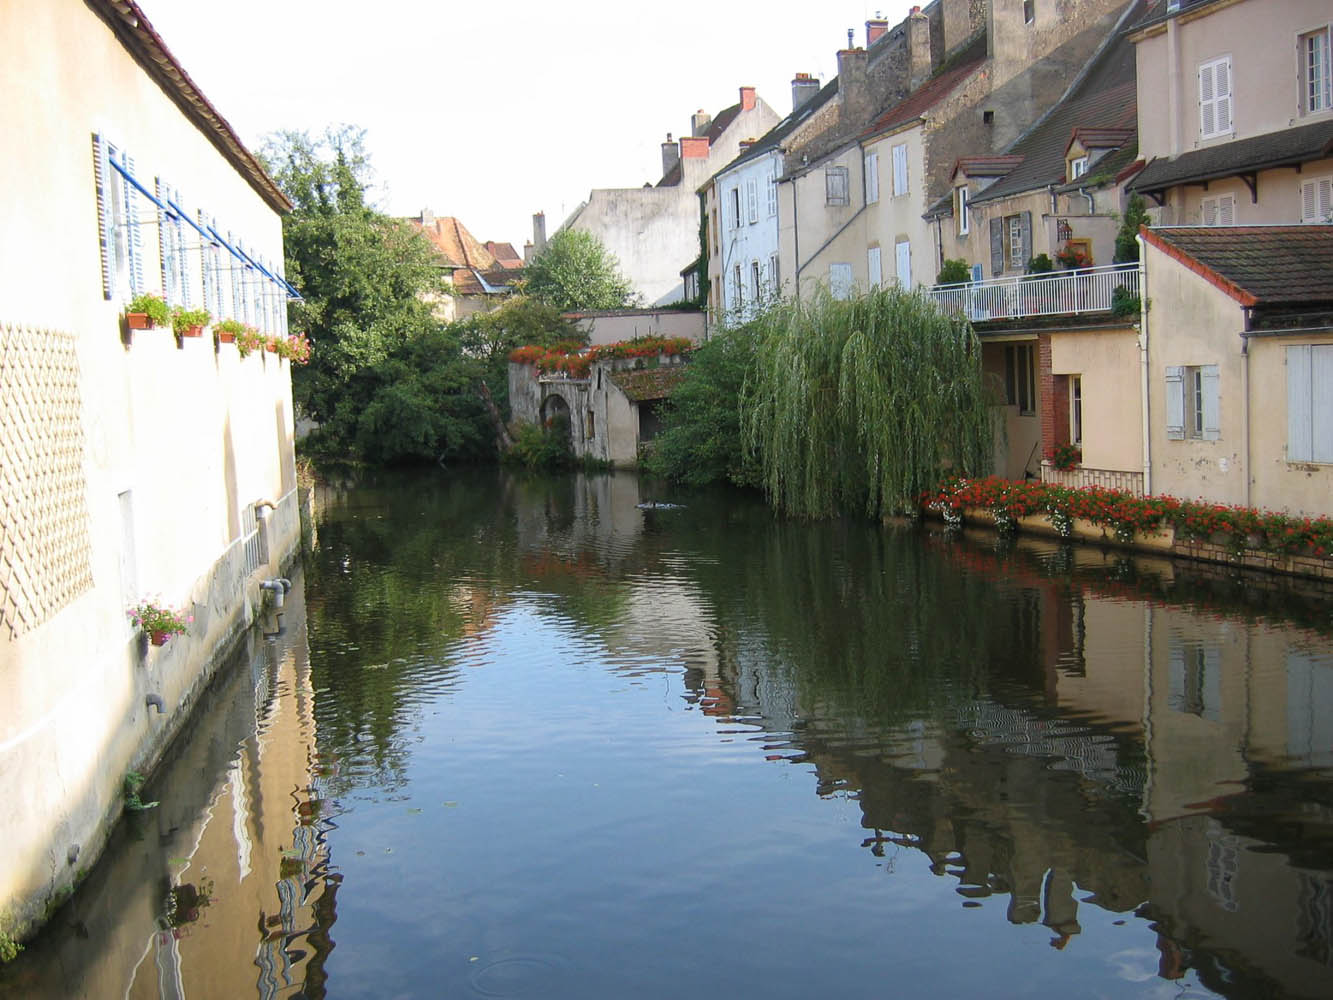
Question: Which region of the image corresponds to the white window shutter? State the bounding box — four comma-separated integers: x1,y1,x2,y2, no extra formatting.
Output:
830,263,853,299
1314,345,1333,463
864,152,879,203
1218,195,1234,226
895,240,911,287
174,187,190,307
91,134,113,300
124,153,144,295
867,247,882,288
1166,366,1185,440
892,144,908,196
1303,180,1319,222
1215,59,1231,133
1199,63,1215,136
1202,198,1217,226
747,179,758,223
156,178,171,303
1288,346,1313,461
1201,364,1221,441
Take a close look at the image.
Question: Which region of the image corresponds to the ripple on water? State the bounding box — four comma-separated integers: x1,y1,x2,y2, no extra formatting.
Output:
468,954,571,997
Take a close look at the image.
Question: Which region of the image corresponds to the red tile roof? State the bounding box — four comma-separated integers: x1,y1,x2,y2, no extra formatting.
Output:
484,241,524,269
409,216,496,270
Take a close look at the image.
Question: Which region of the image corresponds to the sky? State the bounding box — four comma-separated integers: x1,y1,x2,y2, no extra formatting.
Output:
139,0,917,251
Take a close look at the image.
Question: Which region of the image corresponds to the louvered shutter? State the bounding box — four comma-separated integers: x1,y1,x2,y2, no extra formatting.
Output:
892,144,908,196
1314,345,1333,463
1301,178,1332,223
867,247,882,288
895,240,911,287
746,179,757,223
1214,59,1231,134
173,187,189,307
1201,364,1221,441
1218,195,1234,226
92,134,113,300
124,153,144,295
864,152,879,203
990,217,1003,276
230,231,242,320
1165,366,1185,440
1202,198,1217,226
198,210,212,315
156,178,171,302
1288,346,1312,461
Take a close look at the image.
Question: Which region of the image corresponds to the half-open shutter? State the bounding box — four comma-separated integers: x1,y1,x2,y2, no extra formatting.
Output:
1020,212,1032,267
1314,345,1333,463
990,217,1003,276
1201,364,1221,441
91,134,112,300
1199,62,1216,137
1214,59,1231,134
124,153,144,295
1165,366,1185,440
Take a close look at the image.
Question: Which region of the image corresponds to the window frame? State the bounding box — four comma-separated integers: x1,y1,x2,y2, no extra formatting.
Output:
1007,214,1025,271
957,185,970,235
891,143,909,196
1198,55,1233,140
730,187,742,230
1201,193,1235,226
1069,155,1089,180
1004,343,1037,416
1165,364,1221,441
1301,24,1333,116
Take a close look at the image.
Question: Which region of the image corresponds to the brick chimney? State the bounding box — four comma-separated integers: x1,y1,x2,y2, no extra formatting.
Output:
739,86,756,111
866,15,889,46
791,72,820,112
908,6,931,89
680,135,711,188
680,135,709,159
661,132,680,178
691,109,712,136
837,46,870,121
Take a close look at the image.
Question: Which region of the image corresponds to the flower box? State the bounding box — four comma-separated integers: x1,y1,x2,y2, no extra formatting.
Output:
179,325,204,338
126,312,154,330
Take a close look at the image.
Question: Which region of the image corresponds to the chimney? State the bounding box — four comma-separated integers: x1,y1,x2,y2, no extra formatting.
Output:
739,86,756,111
836,46,870,121
523,239,534,264
532,212,546,254
866,14,888,47
738,138,756,154
791,72,820,112
908,6,931,89
661,132,680,177
941,0,972,55
680,135,709,159
691,109,712,137
420,207,435,227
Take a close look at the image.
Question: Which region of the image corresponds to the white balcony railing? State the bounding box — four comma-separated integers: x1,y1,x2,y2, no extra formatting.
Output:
926,263,1140,323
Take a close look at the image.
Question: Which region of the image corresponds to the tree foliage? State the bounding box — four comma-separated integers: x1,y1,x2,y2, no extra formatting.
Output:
523,229,636,311
743,287,995,518
1114,194,1151,264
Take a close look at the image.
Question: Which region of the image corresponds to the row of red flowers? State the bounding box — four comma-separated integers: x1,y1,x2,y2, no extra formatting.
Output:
508,336,695,379
922,477,1333,557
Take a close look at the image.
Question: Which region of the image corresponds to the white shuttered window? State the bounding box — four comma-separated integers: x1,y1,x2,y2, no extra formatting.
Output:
864,152,879,204
1287,345,1333,463
891,144,908,196
1301,176,1332,223
867,247,882,288
1198,56,1232,139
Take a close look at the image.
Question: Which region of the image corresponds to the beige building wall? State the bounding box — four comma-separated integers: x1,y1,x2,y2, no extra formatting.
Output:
1050,326,1143,474
784,145,870,298
0,0,298,937
863,123,931,288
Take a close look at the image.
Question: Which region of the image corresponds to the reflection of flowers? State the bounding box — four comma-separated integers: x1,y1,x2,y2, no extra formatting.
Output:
165,878,213,929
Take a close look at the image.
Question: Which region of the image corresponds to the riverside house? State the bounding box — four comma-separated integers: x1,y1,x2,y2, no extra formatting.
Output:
0,0,301,940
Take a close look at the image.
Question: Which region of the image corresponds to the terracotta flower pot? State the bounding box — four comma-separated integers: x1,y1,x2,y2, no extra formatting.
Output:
127,312,152,330
216,332,236,344
180,325,204,338
150,630,170,646
265,342,278,353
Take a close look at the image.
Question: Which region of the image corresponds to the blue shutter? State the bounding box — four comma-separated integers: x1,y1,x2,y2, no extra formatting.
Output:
124,153,144,295
1165,366,1185,440
156,178,171,303
1201,364,1220,441
1287,346,1312,461
174,187,190,307
91,134,113,300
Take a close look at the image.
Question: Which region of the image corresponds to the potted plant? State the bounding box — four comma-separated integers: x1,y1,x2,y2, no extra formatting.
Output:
171,306,211,338
236,325,266,358
215,318,246,344
1055,243,1092,269
1050,443,1082,471
127,598,192,646
264,335,279,354
126,293,170,330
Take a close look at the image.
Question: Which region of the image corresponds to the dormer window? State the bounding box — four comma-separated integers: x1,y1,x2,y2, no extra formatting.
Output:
1069,156,1089,180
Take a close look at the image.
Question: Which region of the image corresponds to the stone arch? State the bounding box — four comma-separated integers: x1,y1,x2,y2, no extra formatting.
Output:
539,391,573,451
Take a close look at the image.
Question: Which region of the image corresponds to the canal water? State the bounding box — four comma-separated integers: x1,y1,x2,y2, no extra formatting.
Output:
4,468,1333,999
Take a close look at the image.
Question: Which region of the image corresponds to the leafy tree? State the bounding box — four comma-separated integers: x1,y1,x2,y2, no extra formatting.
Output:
523,229,636,311
642,324,759,487
1114,194,1151,263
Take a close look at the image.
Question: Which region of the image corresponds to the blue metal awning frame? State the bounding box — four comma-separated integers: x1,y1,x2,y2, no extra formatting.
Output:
108,154,174,218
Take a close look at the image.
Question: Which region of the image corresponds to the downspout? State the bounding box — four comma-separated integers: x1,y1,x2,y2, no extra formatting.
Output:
1240,318,1252,508
1078,186,1095,215
788,175,800,301
1136,232,1151,495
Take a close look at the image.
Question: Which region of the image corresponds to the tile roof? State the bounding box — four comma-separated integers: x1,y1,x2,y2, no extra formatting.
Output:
1144,226,1333,307
1067,127,1136,153
861,37,988,141
1128,120,1333,198
410,216,497,271
609,365,688,402
952,155,1025,180
87,1,290,214
713,78,839,178
484,242,524,268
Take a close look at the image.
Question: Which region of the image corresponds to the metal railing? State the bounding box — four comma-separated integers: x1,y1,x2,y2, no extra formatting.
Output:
926,262,1140,322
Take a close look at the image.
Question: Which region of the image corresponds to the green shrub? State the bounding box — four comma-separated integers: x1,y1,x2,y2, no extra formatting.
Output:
936,258,971,285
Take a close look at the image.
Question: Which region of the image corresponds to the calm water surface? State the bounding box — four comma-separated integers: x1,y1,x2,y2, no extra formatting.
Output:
6,469,1333,999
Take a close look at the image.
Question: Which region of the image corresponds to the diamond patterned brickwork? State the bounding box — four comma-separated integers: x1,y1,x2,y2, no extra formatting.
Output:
0,324,93,638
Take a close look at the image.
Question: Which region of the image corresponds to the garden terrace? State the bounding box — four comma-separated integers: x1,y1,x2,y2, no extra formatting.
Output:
926,263,1140,323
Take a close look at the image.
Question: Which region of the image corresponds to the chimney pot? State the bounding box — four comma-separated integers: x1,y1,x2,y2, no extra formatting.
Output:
866,15,889,47
792,72,821,112
739,86,756,111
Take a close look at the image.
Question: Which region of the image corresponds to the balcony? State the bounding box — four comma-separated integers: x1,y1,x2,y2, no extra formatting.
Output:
925,263,1140,323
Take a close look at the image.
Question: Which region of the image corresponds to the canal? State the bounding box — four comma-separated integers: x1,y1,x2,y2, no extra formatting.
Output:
4,468,1332,999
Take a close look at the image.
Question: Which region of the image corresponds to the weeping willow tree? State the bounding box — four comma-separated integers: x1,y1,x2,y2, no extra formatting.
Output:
742,285,995,519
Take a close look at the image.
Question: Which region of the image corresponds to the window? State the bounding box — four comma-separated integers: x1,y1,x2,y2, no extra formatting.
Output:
767,171,778,216
1302,25,1332,115
733,264,743,310
826,166,850,206
864,151,880,204
769,254,780,296
1069,156,1088,180
731,187,742,229
1201,193,1235,226
867,246,882,288
1287,344,1333,462
1023,0,1035,25
956,186,970,235
746,179,758,224
751,260,761,301
895,240,911,288
1169,641,1221,721
157,179,189,307
1007,214,1025,271
1199,56,1233,139
1165,365,1220,441
1070,375,1083,445
891,144,909,196
829,262,853,299
1301,175,1333,223
1004,344,1036,415
92,134,145,299
586,410,595,440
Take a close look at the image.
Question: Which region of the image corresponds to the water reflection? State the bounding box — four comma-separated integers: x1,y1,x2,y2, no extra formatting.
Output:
7,469,1332,999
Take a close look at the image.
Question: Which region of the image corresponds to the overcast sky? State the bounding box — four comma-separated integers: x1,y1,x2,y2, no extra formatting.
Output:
140,0,914,250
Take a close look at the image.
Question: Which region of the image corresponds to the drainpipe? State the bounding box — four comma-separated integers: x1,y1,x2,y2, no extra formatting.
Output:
1136,233,1151,495
1240,324,1252,508
1078,187,1095,215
